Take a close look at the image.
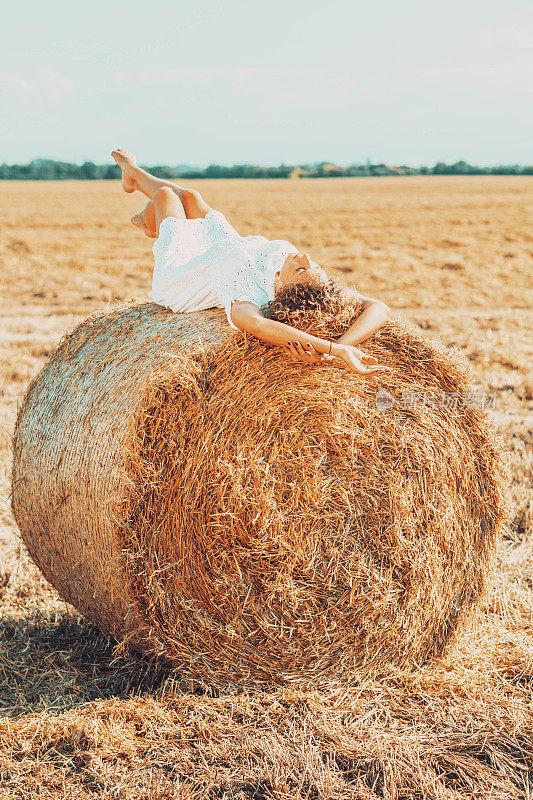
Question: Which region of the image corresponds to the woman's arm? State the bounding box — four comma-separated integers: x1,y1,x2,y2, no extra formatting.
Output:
230,301,388,374
336,294,391,346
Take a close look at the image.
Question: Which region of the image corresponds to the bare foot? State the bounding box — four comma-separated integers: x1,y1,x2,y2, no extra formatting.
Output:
131,204,157,238
111,148,138,193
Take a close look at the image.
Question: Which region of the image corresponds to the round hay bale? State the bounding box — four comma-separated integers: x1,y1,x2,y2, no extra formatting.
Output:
12,298,512,687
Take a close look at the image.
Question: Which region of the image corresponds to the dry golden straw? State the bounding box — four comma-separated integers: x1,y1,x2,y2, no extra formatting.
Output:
11,297,512,687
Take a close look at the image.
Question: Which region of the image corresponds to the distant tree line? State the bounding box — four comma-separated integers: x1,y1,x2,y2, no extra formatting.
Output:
1,158,532,180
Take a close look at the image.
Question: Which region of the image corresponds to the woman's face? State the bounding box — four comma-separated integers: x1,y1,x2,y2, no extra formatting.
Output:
274,251,328,293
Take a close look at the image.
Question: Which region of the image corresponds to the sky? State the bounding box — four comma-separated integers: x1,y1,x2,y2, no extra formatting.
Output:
1,0,532,167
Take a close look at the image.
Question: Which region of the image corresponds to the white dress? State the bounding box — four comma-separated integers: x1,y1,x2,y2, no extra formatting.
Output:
148,210,298,329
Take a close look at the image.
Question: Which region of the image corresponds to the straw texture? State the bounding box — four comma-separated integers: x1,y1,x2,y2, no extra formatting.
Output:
11,299,512,687
11,302,228,650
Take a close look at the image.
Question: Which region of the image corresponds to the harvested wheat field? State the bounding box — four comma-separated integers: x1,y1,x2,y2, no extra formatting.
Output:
1,177,532,798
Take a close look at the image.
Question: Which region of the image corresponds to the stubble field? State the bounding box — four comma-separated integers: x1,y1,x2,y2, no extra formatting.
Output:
0,176,532,799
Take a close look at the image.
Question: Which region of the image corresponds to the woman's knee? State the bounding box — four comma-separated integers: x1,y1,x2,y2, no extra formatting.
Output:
153,186,177,205
153,186,185,215
153,186,186,223
179,189,212,219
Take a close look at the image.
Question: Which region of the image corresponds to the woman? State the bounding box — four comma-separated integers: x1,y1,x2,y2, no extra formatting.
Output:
112,149,391,374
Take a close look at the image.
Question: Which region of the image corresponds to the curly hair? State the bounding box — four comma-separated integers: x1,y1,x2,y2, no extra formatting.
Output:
262,279,364,338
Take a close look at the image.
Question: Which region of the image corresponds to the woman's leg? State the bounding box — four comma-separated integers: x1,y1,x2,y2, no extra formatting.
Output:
111,148,213,219
130,198,158,238
131,187,187,238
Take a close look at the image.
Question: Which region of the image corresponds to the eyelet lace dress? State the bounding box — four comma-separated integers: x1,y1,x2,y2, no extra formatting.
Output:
149,210,298,329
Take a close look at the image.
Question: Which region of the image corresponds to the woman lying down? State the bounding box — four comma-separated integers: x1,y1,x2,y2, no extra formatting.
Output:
112,148,391,374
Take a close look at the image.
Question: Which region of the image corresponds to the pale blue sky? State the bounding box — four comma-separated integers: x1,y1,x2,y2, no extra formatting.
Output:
1,0,532,166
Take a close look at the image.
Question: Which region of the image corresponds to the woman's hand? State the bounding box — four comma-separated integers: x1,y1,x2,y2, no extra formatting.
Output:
283,341,324,364
332,343,389,374
283,341,388,375
232,303,390,376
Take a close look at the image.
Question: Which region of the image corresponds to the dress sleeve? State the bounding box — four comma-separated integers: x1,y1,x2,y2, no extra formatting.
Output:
213,253,268,330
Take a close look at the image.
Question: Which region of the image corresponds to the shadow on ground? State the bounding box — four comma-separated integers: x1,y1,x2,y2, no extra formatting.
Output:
0,610,182,717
